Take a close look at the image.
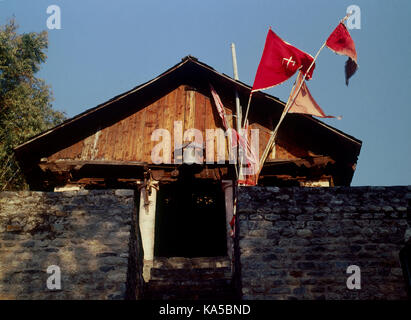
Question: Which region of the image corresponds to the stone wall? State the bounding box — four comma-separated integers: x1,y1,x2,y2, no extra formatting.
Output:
2,186,411,300
0,189,141,300
237,186,411,300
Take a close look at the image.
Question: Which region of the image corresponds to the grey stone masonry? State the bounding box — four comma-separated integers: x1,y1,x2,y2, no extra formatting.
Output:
144,257,236,300
0,189,141,300
237,186,411,300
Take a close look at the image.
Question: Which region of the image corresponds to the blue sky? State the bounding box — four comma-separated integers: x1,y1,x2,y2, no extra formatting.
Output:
1,0,410,186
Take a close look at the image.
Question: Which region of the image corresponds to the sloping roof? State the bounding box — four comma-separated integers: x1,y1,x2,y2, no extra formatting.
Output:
14,55,362,186
15,55,361,151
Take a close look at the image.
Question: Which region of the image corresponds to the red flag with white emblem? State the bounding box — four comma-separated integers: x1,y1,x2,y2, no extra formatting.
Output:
252,28,315,92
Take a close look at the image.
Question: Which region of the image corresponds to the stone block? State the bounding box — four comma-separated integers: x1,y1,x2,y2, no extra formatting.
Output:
114,190,134,197
296,229,313,238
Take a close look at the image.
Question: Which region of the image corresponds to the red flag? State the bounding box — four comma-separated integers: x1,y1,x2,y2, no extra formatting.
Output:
209,84,237,149
289,72,339,119
237,121,259,186
326,23,358,85
210,84,228,129
252,28,315,92
209,84,259,186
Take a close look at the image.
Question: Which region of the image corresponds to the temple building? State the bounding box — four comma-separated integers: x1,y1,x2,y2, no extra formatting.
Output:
13,56,362,299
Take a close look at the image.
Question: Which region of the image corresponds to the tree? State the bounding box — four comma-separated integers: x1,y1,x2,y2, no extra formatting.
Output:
0,19,66,190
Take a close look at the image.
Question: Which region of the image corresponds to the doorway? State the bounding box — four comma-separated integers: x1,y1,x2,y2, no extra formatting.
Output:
154,180,227,257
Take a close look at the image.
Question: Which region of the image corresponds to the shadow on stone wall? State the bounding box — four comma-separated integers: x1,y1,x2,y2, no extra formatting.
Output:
0,190,141,300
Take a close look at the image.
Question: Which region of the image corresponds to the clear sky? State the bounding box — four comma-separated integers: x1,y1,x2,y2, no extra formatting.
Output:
1,0,410,186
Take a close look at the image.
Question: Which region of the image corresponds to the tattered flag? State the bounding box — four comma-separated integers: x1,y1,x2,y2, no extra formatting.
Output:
289,72,341,119
326,22,358,85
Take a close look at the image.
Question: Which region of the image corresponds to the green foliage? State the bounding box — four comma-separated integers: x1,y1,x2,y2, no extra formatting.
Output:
0,19,66,190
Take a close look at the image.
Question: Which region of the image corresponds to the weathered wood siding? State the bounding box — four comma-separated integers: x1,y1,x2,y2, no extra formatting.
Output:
48,85,310,164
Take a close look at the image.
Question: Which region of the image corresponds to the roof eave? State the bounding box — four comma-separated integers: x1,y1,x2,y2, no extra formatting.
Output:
14,55,362,156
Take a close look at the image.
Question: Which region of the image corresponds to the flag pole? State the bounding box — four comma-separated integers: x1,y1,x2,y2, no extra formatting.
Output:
231,43,242,132
230,43,241,178
242,93,253,128
239,92,253,183
259,41,327,169
259,75,298,166
260,13,352,171
257,13,353,172
231,43,250,183
230,43,241,242
258,12,351,170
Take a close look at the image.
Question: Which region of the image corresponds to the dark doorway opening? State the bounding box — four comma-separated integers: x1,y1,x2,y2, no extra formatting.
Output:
154,180,227,258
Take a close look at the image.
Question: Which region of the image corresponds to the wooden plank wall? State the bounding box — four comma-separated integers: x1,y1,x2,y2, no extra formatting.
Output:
48,85,309,164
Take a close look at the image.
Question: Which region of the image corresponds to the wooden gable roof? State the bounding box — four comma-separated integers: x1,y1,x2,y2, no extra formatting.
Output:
14,56,362,189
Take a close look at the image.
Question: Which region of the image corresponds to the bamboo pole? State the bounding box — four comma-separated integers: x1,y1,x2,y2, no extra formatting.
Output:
230,43,241,178
231,43,242,132
257,13,352,174
259,42,327,169
242,93,252,129
259,76,298,165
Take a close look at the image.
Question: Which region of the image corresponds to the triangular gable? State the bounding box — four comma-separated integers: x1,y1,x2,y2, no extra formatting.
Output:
14,56,362,186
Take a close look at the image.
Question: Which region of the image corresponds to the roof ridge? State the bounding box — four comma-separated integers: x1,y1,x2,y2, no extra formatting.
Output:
14,56,361,152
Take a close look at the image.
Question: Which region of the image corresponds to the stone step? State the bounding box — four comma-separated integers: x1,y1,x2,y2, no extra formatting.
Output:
149,267,232,281
145,279,236,300
143,256,236,300
145,289,236,300
153,256,231,269
147,278,232,288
